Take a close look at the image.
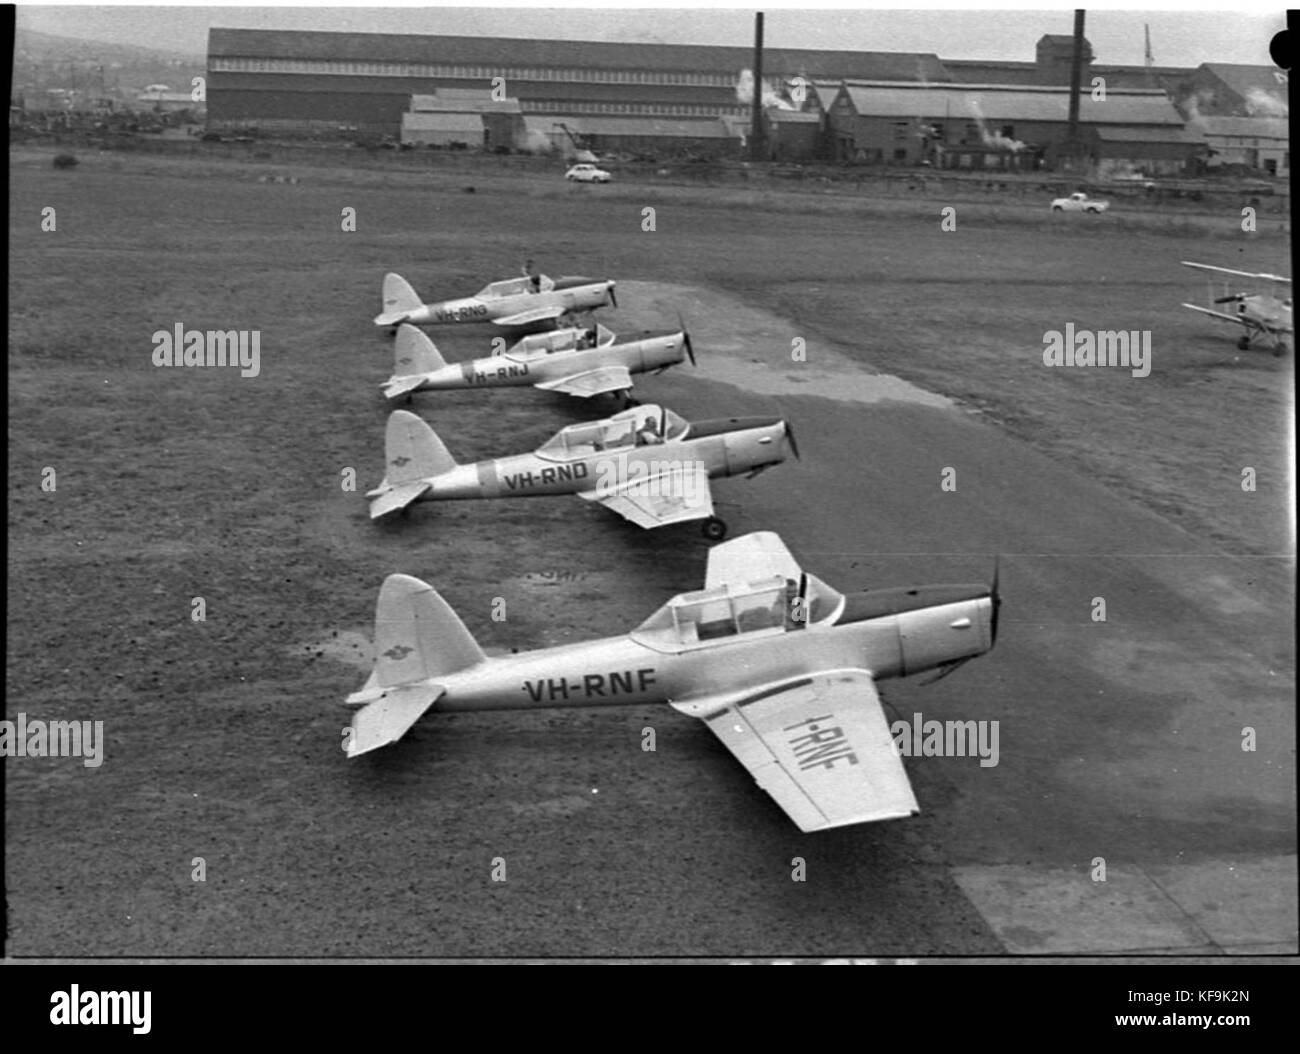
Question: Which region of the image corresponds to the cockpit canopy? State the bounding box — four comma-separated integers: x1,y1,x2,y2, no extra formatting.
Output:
535,405,689,461
500,322,616,360
476,275,555,299
631,572,843,652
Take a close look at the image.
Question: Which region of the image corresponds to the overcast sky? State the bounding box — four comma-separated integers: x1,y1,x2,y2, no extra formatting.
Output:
15,3,1289,67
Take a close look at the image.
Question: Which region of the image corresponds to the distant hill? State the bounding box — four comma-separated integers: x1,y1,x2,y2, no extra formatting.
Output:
12,26,206,104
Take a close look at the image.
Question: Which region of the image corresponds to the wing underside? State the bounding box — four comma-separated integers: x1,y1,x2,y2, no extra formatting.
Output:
536,364,633,398
674,670,919,832
580,461,713,528
1181,303,1250,327
494,305,566,327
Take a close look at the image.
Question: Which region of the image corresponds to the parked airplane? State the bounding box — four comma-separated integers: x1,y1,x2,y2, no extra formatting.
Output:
381,321,695,403
1181,261,1292,355
369,404,796,537
343,532,1001,832
375,271,617,330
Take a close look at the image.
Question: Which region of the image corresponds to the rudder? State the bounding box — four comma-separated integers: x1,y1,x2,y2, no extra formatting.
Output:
377,272,424,324
384,411,458,484
372,573,485,688
393,324,448,376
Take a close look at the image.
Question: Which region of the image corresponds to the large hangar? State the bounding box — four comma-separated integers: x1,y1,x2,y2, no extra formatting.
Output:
206,27,948,138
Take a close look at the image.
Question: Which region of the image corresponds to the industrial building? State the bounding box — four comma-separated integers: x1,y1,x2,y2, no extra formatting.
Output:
826,81,1202,173
204,27,1286,175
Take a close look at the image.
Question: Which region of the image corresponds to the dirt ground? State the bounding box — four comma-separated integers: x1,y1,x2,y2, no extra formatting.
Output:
7,146,1294,957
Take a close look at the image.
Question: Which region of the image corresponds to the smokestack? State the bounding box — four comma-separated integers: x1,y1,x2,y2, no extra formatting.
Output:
1067,9,1085,142
750,11,765,161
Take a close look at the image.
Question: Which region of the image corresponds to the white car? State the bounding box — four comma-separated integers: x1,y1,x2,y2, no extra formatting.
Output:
1051,192,1109,213
565,163,612,184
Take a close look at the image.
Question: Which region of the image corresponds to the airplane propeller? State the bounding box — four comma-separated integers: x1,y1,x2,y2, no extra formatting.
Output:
676,311,697,365
608,282,618,309
1214,293,1248,304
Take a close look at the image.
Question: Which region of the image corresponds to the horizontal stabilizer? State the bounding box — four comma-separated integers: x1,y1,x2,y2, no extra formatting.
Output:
369,481,432,519
383,375,427,399
346,684,444,757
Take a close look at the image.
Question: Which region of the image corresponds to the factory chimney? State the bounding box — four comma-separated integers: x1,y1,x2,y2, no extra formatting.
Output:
1066,9,1085,144
750,11,766,161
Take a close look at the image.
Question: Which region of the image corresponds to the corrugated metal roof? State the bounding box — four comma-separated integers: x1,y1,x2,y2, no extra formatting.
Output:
208,27,948,81
402,113,484,133
767,109,821,123
839,84,1184,125
1093,126,1200,144
1199,63,1289,109
410,92,521,114
1198,116,1289,139
569,116,737,139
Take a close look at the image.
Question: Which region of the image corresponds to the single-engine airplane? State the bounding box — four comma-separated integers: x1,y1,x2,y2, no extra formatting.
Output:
375,271,617,330
343,532,1001,832
369,404,797,538
1181,261,1292,355
381,321,695,403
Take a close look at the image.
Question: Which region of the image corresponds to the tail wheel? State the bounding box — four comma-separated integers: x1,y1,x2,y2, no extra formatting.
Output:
1237,336,1251,351
702,517,727,541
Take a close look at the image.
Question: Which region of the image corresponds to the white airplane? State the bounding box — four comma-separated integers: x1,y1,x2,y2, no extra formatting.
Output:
375,271,617,330
368,403,797,538
1181,261,1292,355
381,322,694,403
343,532,1001,833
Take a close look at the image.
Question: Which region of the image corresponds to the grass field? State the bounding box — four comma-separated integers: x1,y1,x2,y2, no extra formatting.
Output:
7,145,1293,955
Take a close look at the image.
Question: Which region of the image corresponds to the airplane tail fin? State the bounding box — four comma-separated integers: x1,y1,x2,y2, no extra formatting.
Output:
344,574,486,756
376,272,424,326
368,411,458,519
383,325,448,399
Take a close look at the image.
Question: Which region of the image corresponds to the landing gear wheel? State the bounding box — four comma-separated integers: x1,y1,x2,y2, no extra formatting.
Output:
1237,336,1251,351
1274,342,1288,358
701,517,727,541
405,394,414,406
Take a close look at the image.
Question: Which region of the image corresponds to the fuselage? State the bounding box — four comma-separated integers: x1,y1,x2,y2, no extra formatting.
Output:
400,330,687,394
404,277,615,327
1240,295,1293,334
423,587,995,713
410,417,788,502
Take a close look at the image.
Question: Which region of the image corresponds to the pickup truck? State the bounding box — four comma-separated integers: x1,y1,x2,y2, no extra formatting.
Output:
1051,192,1110,213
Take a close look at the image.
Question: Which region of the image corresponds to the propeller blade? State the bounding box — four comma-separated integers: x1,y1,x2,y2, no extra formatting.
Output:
660,405,667,438
1214,293,1247,304
784,420,801,461
677,310,696,365
990,557,1002,648
921,656,972,686
608,282,618,309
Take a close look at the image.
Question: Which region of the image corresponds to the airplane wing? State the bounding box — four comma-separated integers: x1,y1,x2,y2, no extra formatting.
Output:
1181,303,1249,326
579,460,713,528
672,670,918,831
493,304,567,327
705,530,802,589
1181,261,1290,284
535,365,632,398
